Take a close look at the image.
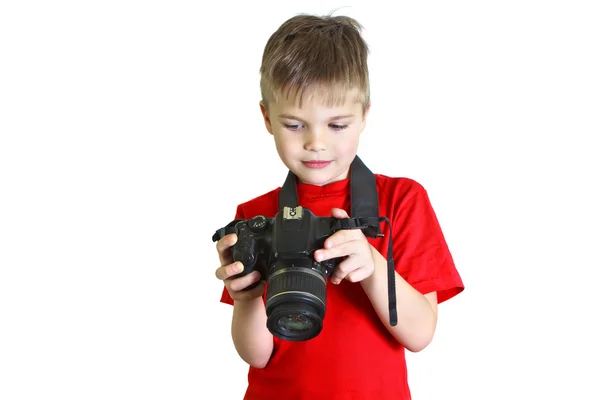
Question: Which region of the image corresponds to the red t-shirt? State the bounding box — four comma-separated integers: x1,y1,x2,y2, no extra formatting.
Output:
219,174,464,400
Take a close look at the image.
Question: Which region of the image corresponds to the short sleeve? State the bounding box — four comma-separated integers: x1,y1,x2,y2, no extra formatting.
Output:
219,204,245,306
391,183,464,304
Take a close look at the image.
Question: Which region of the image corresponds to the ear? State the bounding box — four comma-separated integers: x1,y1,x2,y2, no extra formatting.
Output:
259,101,274,135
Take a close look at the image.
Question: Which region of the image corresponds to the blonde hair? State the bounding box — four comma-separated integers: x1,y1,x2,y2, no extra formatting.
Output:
259,13,370,114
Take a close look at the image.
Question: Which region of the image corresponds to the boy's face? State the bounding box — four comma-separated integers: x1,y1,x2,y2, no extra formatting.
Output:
260,90,369,187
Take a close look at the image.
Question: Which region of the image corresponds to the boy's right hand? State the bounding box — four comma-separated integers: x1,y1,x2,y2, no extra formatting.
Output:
215,233,265,302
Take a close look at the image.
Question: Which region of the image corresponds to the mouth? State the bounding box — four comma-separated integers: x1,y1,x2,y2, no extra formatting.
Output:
302,160,332,169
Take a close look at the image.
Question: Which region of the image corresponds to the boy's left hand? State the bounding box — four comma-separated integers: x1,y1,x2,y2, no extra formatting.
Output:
313,208,376,285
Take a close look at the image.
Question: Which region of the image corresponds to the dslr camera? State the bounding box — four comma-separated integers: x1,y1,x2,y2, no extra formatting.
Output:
213,206,356,342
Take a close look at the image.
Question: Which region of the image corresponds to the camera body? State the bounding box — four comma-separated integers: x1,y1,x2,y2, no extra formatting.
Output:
213,156,398,341
231,206,342,283
216,206,347,341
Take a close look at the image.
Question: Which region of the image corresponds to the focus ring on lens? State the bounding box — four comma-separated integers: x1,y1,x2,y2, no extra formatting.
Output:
266,267,326,312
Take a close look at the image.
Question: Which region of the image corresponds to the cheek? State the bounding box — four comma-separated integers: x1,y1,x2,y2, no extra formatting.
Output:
273,134,298,158
335,134,360,155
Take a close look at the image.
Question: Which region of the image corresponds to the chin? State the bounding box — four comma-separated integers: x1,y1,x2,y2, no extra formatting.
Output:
301,177,330,186
298,171,340,187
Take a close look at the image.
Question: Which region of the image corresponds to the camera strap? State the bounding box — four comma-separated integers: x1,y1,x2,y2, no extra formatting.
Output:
279,156,398,327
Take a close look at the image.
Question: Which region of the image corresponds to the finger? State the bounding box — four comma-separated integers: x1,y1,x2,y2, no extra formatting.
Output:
227,270,262,292
330,257,361,284
215,261,244,281
323,229,362,250
330,271,345,285
344,267,372,283
323,230,347,250
216,233,238,253
216,233,238,264
331,208,349,219
315,240,355,262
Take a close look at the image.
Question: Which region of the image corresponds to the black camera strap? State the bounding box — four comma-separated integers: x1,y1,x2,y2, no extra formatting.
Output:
279,156,398,327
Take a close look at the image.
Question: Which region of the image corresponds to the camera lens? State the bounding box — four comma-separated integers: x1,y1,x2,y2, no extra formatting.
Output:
269,302,321,340
265,260,326,341
277,314,314,332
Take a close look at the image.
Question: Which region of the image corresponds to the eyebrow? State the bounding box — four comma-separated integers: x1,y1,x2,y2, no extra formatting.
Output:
278,114,354,121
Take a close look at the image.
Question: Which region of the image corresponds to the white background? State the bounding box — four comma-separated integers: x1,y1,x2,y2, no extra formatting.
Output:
1,1,599,399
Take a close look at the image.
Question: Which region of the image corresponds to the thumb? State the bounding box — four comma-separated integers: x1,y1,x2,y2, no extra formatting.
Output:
331,208,349,219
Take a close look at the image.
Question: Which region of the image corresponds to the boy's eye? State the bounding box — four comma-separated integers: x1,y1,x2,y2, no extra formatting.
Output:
282,123,349,131
330,124,348,131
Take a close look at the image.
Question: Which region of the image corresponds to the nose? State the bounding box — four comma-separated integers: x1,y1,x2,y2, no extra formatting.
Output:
303,129,326,152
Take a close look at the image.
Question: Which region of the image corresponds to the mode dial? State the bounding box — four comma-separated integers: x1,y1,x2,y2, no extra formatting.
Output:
248,215,268,233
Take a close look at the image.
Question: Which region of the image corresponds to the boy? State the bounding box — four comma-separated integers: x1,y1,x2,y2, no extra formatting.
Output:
214,13,464,399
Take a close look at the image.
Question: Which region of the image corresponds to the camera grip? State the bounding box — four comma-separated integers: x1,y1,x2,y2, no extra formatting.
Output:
231,238,261,291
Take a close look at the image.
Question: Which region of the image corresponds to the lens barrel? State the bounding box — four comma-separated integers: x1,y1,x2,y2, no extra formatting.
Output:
265,260,327,341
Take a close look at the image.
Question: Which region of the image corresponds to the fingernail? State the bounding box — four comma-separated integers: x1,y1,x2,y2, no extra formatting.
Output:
234,263,243,273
